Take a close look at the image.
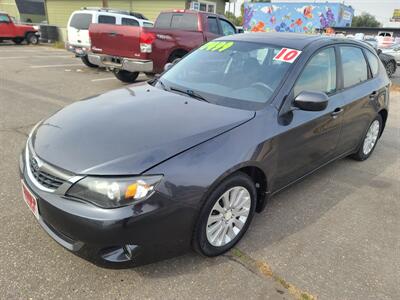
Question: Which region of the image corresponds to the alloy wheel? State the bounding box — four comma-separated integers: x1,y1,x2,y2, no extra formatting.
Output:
206,186,251,247
363,120,380,155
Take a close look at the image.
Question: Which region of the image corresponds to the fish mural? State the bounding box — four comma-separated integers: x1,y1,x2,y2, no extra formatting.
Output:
243,2,354,33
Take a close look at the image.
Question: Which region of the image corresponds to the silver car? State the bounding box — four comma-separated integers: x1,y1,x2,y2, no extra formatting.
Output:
382,43,400,64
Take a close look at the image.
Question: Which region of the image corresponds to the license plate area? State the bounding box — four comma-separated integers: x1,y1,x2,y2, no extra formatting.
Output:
21,180,39,220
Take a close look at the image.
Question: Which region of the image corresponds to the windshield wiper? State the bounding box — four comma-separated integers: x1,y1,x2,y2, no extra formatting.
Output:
169,87,209,103
149,76,169,91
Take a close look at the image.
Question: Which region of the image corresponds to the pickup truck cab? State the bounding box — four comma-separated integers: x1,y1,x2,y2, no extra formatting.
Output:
0,12,39,44
66,7,153,67
88,10,237,82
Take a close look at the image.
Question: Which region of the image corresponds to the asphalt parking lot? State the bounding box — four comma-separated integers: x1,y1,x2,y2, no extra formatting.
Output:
0,44,399,300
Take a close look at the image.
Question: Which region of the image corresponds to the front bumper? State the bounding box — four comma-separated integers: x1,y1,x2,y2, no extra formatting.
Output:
19,152,195,267
87,53,153,72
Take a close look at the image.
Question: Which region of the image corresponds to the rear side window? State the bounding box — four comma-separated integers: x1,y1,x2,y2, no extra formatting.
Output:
207,17,219,34
220,19,236,36
143,22,153,28
121,18,139,27
69,13,92,30
294,47,336,97
0,14,10,22
340,46,368,88
171,14,198,30
98,15,116,24
365,50,379,77
155,13,172,28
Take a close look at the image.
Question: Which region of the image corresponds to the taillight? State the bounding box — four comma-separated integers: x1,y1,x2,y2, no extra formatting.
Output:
140,31,155,53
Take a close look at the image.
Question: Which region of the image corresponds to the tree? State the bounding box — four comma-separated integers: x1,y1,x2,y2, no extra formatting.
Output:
351,13,381,28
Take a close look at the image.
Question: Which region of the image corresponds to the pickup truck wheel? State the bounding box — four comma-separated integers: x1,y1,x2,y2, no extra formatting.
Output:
113,70,139,83
13,38,24,45
81,55,98,68
26,33,39,45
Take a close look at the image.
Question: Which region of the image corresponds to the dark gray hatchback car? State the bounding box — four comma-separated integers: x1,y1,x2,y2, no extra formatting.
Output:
20,33,390,267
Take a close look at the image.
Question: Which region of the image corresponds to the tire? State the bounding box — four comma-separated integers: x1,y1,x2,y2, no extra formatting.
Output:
113,69,139,83
12,38,23,45
26,33,39,45
351,114,382,161
81,55,98,68
193,172,257,257
385,61,396,78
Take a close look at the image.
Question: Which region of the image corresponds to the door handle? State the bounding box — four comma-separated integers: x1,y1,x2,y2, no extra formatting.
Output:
369,91,378,100
331,107,344,118
109,32,118,36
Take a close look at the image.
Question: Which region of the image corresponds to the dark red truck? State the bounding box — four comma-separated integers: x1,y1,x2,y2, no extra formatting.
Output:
88,10,237,82
0,12,39,44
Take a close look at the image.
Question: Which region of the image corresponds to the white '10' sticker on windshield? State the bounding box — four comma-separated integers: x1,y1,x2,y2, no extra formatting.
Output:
273,48,302,63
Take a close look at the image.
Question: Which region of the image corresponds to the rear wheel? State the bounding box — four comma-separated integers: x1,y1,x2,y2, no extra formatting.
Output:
13,38,23,45
113,69,139,83
81,55,98,68
193,172,256,257
26,33,39,45
351,115,382,161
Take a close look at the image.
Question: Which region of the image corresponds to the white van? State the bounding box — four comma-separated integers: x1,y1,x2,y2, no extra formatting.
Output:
66,7,153,67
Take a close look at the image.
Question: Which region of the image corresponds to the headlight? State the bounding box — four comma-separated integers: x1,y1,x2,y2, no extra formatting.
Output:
66,175,163,208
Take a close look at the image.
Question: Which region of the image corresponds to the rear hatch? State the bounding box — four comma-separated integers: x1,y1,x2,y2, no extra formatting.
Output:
89,23,151,59
67,12,92,48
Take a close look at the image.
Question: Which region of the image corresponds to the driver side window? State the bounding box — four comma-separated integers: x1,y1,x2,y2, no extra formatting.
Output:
0,14,10,23
293,47,336,97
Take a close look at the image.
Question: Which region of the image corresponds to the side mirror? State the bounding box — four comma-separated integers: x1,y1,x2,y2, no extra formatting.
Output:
294,91,329,111
163,58,181,72
377,49,382,55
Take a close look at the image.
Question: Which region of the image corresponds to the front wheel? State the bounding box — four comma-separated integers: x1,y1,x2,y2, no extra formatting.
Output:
113,69,139,83
81,55,98,68
26,33,39,45
193,172,256,257
351,115,382,161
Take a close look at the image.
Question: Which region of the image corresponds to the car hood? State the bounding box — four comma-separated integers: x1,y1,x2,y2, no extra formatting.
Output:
32,84,255,175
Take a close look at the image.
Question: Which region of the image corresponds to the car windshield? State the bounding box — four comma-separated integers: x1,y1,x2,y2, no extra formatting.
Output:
160,41,294,110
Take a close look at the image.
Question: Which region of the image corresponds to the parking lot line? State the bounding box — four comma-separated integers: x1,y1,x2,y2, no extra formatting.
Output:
30,64,83,68
0,55,72,59
91,77,117,82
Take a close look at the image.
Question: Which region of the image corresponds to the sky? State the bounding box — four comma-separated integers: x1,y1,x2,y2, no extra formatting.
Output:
227,0,399,25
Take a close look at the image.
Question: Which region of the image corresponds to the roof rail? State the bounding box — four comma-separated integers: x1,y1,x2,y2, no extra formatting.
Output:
80,7,148,19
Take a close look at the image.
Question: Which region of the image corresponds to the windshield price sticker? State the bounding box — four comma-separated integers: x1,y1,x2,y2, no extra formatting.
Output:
200,41,234,52
273,48,302,63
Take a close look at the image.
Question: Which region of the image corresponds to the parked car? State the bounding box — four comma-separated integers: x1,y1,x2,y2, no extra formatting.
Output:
66,7,153,68
20,33,390,267
88,9,237,82
381,43,400,65
0,11,39,44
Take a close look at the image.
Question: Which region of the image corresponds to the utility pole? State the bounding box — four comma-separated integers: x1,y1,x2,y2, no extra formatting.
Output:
102,0,108,8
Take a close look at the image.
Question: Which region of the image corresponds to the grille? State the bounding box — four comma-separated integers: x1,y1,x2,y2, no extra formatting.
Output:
29,157,65,190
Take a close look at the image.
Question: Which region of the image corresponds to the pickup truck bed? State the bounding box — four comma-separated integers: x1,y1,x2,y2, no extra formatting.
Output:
88,10,237,82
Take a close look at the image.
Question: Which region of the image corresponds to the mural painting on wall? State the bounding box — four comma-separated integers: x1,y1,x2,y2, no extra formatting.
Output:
243,2,354,33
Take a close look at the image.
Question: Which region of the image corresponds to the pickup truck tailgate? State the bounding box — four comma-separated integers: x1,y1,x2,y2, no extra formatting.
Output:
89,24,143,59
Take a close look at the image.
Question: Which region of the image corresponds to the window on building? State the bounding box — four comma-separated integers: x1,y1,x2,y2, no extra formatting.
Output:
365,49,379,77
121,18,139,27
207,17,219,34
220,19,236,36
69,13,92,30
98,15,116,25
193,1,216,13
340,46,368,88
294,47,336,96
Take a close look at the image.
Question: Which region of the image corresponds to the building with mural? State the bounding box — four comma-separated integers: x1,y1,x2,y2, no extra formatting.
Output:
243,2,354,34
